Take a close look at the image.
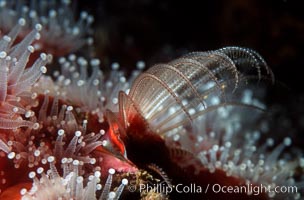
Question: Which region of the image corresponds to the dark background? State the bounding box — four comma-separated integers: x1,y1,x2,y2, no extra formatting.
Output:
80,0,303,91
79,0,304,139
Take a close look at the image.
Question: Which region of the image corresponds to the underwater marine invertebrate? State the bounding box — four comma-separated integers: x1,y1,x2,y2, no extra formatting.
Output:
21,160,129,200
0,27,137,198
0,19,51,130
0,2,303,199
35,55,145,122
0,0,94,56
111,47,303,199
1,33,303,199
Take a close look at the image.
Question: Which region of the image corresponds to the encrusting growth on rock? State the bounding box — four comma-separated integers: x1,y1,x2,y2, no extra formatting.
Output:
0,1,303,200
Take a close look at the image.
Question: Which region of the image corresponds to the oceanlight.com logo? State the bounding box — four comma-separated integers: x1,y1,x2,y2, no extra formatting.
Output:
211,184,298,197
127,182,299,196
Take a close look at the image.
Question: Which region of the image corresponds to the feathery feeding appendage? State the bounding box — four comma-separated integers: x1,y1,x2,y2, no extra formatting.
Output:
0,20,302,199
116,47,303,199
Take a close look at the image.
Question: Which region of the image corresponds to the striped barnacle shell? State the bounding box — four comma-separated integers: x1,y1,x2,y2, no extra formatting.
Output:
113,47,303,199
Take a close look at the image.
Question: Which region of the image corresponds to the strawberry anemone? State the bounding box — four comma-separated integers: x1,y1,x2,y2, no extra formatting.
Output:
0,23,137,199
0,0,94,58
0,22,303,200
106,48,303,200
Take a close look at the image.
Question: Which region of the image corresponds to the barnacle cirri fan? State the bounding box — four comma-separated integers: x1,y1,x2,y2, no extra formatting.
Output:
0,3,303,200
112,47,303,199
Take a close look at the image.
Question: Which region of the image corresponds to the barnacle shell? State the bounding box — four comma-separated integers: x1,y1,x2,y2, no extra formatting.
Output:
0,12,302,199
114,47,302,199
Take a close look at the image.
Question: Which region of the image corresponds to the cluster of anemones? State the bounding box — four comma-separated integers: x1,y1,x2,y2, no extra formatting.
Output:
0,1,303,200
0,0,94,57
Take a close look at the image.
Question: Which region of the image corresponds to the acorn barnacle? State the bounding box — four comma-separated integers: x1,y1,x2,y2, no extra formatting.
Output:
0,10,302,199
106,47,302,200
